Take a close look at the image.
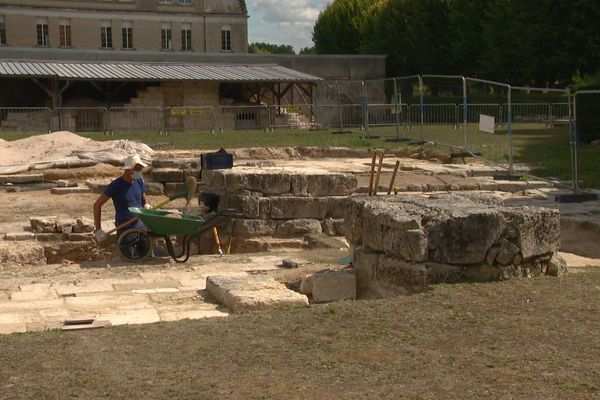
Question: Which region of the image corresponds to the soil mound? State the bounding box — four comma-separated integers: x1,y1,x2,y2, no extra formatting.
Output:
0,131,100,166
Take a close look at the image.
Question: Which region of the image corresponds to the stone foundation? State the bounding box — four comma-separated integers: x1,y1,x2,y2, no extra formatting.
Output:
346,193,566,295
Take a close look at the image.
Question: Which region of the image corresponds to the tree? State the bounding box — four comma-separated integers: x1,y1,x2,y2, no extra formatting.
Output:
248,42,295,54
299,46,317,54
312,0,377,54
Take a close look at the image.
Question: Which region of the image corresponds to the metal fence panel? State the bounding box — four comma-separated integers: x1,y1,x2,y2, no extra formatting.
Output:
269,104,314,129
53,107,108,132
218,105,269,131
0,107,51,132
164,106,216,133
108,107,163,132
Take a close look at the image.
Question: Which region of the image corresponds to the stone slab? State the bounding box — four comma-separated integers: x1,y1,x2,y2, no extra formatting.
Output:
0,174,44,184
152,168,184,183
3,232,36,241
50,187,92,195
206,274,308,312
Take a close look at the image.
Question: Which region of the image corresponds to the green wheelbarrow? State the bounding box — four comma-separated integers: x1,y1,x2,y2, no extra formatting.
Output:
117,207,237,263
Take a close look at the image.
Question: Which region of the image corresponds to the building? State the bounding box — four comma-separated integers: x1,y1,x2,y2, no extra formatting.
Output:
0,0,248,53
0,1,386,132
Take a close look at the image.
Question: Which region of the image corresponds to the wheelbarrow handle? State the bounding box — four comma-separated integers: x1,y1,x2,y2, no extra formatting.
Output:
105,216,140,236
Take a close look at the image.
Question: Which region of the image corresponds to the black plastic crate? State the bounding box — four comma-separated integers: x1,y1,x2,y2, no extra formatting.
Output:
200,148,233,170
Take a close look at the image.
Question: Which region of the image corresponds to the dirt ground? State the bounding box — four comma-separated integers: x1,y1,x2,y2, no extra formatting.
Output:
1,268,600,399
1,151,600,398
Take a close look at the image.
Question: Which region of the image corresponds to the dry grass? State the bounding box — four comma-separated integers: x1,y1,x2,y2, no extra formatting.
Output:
2,269,600,399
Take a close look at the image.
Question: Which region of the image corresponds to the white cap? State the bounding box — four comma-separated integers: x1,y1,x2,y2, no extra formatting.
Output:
123,154,148,169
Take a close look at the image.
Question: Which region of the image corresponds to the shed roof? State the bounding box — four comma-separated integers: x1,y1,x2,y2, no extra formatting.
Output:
0,60,322,82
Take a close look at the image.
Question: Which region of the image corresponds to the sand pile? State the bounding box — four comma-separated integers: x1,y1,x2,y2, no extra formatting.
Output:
0,131,102,166
0,131,154,170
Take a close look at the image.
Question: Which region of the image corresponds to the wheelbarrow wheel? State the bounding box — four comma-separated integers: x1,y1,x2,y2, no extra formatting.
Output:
117,228,151,262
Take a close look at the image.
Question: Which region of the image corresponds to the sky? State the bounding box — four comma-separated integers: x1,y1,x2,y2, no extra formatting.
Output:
246,0,331,52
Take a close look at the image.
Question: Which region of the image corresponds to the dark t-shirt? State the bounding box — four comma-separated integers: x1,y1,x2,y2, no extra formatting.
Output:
104,177,147,227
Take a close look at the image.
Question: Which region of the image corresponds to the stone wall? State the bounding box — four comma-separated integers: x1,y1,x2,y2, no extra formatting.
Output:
347,193,567,295
198,167,357,253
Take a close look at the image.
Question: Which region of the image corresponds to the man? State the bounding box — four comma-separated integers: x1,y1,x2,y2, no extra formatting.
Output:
93,154,151,242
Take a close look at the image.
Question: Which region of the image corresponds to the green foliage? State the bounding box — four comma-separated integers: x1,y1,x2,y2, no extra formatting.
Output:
248,42,295,55
313,0,378,54
299,46,317,55
310,0,600,86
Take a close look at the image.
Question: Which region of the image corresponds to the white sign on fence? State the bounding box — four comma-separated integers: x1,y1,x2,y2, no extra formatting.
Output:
479,114,495,134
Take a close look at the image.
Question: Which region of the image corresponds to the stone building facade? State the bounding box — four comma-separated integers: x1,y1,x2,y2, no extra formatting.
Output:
0,0,248,53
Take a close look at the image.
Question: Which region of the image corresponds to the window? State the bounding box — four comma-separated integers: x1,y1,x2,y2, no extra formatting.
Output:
122,21,133,49
181,24,191,51
59,19,71,47
221,25,231,51
158,0,174,3
36,18,49,47
0,16,6,45
178,0,193,4
100,21,112,48
161,23,172,50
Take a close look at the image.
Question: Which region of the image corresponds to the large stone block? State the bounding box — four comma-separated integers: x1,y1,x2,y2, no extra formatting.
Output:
353,248,379,294
326,197,350,219
306,174,357,196
310,271,356,303
206,274,308,312
508,208,560,259
383,229,428,262
220,194,260,219
232,219,276,237
226,172,291,195
426,211,505,265
270,197,328,220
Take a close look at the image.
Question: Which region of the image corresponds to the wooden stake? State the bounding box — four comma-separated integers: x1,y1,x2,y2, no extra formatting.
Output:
368,151,377,196
373,150,384,196
388,160,400,195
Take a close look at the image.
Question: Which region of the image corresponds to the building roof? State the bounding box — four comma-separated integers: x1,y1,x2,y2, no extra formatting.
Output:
0,60,322,82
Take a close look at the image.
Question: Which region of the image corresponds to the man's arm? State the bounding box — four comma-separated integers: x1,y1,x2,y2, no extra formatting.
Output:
94,194,110,230
142,192,149,207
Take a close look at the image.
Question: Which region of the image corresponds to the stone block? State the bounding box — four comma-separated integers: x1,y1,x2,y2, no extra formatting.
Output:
66,233,95,242
426,211,504,265
310,271,356,303
306,174,357,196
206,274,308,312
276,219,322,236
152,168,184,182
383,229,428,262
0,174,44,184
299,275,312,295
304,233,346,249
290,175,308,195
201,170,226,188
226,172,291,195
508,208,560,259
547,252,567,276
3,232,35,241
232,219,276,237
270,197,328,220
56,180,77,188
50,187,91,195
326,197,349,219
30,216,56,233
220,194,260,219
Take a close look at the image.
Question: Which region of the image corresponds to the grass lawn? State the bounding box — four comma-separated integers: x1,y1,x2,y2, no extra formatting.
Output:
1,125,598,188
1,269,600,399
